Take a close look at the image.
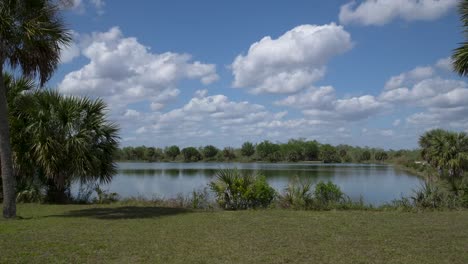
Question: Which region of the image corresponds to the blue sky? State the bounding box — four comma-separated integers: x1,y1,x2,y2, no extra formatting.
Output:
53,0,467,149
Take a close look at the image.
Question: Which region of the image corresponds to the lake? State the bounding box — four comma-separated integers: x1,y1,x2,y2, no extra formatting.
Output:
86,162,424,206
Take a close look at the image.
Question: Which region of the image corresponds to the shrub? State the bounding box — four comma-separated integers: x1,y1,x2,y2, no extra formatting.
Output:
209,169,276,210
94,186,120,204
190,188,212,209
313,181,344,209
411,181,460,209
280,177,314,209
16,186,44,203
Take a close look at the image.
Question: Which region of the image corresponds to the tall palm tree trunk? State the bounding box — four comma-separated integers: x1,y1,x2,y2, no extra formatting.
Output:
0,65,16,218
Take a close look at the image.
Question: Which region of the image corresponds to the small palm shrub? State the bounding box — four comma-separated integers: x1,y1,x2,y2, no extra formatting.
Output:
411,181,460,209
94,185,120,204
280,177,314,209
209,169,276,210
280,179,348,210
16,186,44,203
190,188,211,209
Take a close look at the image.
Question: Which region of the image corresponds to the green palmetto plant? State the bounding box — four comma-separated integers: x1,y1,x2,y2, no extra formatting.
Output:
419,129,468,180
6,76,119,203
281,177,313,209
0,0,71,217
209,168,275,210
453,0,468,76
21,91,119,202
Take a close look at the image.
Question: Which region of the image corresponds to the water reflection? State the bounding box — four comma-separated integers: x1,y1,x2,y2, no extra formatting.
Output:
92,162,423,205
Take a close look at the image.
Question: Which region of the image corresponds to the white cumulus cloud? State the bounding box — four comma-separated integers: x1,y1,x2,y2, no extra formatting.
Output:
231,23,352,94
58,27,218,112
339,0,458,26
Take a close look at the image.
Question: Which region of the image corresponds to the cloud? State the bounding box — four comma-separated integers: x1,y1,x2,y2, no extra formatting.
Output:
384,66,434,90
435,57,454,71
276,86,388,121
58,27,218,112
378,60,468,129
339,0,458,26
64,0,105,14
59,31,81,64
231,23,352,94
117,90,359,147
380,77,468,108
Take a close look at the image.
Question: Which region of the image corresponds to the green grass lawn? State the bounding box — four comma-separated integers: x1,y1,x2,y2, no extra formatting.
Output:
1,204,468,263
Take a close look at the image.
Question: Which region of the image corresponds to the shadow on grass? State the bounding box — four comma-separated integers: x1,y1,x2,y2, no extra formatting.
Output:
53,206,191,220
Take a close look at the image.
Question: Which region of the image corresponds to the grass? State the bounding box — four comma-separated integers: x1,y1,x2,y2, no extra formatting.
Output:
1,204,468,263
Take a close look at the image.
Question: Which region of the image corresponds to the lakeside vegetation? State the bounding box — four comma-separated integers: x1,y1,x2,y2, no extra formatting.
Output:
115,139,415,164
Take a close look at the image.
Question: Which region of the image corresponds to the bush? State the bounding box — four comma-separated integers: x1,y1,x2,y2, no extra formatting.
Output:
313,181,344,209
209,169,276,210
280,180,347,210
280,177,314,209
16,186,44,203
411,181,460,209
94,186,120,204
190,188,212,209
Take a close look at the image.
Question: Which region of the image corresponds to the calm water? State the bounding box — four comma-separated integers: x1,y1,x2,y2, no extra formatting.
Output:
84,162,424,205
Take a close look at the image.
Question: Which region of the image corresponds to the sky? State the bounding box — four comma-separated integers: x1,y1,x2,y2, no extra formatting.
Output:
52,0,467,149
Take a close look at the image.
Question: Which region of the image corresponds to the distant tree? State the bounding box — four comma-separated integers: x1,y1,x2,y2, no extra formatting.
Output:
202,145,219,159
374,151,389,162
133,146,146,160
256,140,280,160
281,139,305,162
241,142,255,157
339,149,347,158
144,147,163,161
360,150,372,162
223,147,236,160
319,144,341,163
267,151,283,163
181,147,202,162
303,141,319,161
165,145,180,160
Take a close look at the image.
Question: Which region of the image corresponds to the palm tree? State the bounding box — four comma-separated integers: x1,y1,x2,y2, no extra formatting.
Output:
0,0,70,217
453,0,468,76
419,129,468,180
12,89,119,203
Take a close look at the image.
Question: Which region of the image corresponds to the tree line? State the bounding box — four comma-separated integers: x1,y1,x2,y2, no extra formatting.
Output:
115,139,415,164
